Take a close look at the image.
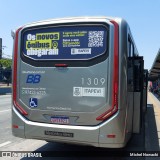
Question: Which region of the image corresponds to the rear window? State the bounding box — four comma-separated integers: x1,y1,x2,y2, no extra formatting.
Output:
21,25,108,61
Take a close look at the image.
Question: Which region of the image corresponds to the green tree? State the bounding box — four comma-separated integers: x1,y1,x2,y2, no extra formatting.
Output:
0,59,12,86
0,59,12,68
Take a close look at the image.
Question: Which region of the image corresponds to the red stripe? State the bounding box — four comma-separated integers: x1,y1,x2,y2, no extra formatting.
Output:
13,27,28,115
96,20,119,121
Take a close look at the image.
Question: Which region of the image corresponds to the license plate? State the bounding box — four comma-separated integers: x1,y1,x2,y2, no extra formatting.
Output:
45,131,74,137
51,116,69,124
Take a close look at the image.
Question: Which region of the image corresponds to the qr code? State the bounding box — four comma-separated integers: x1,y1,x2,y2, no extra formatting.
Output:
88,31,104,47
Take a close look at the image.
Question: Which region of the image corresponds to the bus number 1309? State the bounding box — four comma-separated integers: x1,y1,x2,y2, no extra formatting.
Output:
81,78,106,86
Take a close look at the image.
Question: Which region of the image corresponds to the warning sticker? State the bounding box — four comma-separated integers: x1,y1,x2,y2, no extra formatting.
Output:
73,87,105,97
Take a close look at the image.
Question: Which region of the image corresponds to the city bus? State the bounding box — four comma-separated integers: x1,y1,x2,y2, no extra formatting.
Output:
12,17,144,148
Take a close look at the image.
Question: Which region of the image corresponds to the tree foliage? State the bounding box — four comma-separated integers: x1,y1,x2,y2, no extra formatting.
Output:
0,59,12,68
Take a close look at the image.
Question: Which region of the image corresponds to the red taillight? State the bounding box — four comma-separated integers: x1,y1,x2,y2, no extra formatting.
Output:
55,64,68,67
96,20,119,121
12,125,19,128
107,134,116,138
13,27,28,116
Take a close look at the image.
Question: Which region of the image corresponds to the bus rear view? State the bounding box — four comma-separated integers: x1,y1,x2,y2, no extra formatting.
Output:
12,17,132,148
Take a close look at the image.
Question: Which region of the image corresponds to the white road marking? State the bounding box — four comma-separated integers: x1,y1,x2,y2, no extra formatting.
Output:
0,141,11,148
0,109,11,113
0,94,11,98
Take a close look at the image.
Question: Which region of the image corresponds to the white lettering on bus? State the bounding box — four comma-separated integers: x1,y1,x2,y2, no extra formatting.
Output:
26,48,58,57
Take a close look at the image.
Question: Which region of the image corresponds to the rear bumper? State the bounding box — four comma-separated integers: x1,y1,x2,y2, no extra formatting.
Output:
12,106,127,148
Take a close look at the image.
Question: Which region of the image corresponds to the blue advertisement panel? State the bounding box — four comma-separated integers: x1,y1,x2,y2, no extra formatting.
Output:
22,25,107,60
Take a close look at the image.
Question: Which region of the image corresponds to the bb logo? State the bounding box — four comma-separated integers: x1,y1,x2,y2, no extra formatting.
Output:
26,74,41,83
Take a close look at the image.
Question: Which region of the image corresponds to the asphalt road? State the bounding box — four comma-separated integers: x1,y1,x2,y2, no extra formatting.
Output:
0,95,154,160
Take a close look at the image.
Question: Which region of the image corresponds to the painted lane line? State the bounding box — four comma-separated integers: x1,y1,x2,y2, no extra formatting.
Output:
0,109,11,113
0,141,11,148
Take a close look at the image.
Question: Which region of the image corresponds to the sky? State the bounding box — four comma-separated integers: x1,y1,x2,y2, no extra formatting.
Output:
0,0,160,70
